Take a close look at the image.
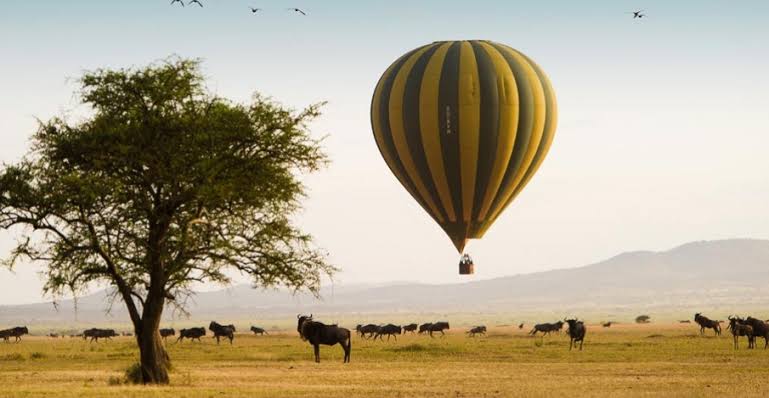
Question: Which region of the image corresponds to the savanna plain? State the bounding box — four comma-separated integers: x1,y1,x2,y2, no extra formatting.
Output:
1,322,768,397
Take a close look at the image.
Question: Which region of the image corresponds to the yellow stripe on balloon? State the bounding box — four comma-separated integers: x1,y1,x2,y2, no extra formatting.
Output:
388,44,445,223
419,42,457,221
458,41,480,222
475,41,519,221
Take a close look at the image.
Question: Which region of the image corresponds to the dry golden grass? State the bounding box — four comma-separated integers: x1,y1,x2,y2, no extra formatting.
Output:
1,322,768,397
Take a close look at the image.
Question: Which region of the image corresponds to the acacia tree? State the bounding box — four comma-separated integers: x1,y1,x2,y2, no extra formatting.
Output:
0,58,334,384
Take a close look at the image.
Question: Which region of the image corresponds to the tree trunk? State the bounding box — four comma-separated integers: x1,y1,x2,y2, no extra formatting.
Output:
135,295,170,384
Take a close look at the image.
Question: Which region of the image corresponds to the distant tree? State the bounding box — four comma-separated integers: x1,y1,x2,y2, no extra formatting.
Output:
0,58,334,384
635,315,651,324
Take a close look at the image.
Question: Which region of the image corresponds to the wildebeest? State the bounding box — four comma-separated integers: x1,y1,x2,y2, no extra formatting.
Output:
693,313,721,336
565,319,586,351
374,324,402,341
418,323,433,334
518,323,525,329
297,314,351,363
209,321,236,345
403,323,418,334
529,321,564,336
428,321,450,337
727,316,754,350
602,322,613,328
83,328,117,342
250,326,268,336
160,328,175,341
356,324,380,339
0,326,29,342
176,327,206,342
743,316,769,349
467,326,487,337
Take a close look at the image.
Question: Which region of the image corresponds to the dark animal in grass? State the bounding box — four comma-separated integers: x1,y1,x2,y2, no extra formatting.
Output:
177,327,206,342
356,324,380,339
250,326,268,336
428,322,450,338
565,319,586,351
694,313,721,336
727,316,754,350
374,324,402,341
418,323,433,334
602,322,613,328
297,314,351,363
403,323,418,334
83,328,117,342
743,317,769,349
160,328,175,341
0,326,29,342
679,320,691,323
518,323,525,329
467,326,487,337
209,321,236,344
529,321,564,336
635,315,651,324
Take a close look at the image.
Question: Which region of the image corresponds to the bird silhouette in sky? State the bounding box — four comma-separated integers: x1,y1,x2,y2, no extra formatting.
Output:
170,0,184,6
250,7,262,13
189,0,203,7
629,10,645,19
287,8,307,16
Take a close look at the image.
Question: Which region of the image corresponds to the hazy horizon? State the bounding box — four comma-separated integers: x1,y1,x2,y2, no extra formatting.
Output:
2,1,769,305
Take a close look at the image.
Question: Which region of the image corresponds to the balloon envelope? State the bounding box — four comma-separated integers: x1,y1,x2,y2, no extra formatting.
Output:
370,40,557,252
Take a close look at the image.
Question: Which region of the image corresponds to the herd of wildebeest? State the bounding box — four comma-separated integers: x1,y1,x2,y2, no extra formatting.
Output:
2,313,769,363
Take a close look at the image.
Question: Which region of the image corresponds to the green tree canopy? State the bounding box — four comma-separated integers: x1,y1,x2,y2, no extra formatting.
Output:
0,58,334,384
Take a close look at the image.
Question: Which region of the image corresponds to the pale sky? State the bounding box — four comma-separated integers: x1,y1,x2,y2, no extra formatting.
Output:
2,0,769,304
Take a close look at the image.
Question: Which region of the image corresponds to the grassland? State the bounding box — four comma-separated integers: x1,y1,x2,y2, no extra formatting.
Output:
1,322,769,397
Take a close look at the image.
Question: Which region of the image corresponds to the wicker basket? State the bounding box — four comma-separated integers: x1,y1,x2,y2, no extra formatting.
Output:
459,261,475,275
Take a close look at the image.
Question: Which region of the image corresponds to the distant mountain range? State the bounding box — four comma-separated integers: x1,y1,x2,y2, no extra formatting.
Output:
2,239,769,327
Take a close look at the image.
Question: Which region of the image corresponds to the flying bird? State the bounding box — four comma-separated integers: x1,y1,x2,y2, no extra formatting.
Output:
250,7,262,13
287,8,307,15
189,0,203,7
628,10,645,19
171,0,184,6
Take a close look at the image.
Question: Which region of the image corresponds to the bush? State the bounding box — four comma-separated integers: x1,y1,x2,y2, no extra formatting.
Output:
107,376,123,386
1,353,25,361
124,362,143,385
29,352,46,360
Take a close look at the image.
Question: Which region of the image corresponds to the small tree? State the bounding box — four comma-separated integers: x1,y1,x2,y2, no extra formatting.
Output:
635,315,651,324
0,58,334,384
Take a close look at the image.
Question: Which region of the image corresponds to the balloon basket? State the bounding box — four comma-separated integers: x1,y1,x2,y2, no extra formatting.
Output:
459,262,474,275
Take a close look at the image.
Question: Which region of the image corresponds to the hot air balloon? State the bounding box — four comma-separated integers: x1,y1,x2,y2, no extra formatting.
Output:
370,40,557,274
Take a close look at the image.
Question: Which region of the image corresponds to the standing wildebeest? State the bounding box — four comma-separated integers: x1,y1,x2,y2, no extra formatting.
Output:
160,328,175,341
0,326,29,342
250,326,268,336
374,324,402,341
209,321,236,344
176,327,206,342
83,328,117,342
601,322,613,328
743,316,769,349
418,323,433,334
467,326,487,337
694,313,721,336
727,316,754,350
403,323,418,334
428,322,450,337
357,324,380,339
529,321,564,336
565,319,586,351
297,314,351,363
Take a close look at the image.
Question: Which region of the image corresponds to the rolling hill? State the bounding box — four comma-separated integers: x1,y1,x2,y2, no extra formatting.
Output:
2,239,769,326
